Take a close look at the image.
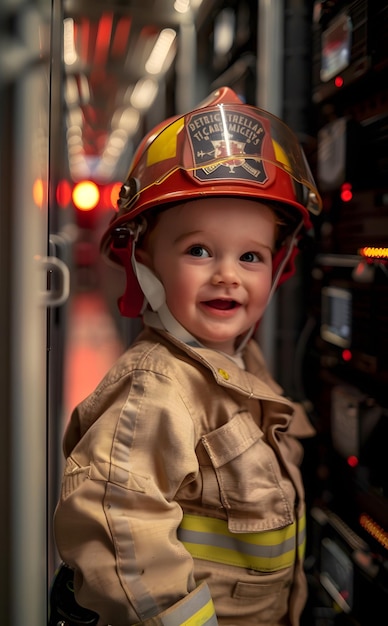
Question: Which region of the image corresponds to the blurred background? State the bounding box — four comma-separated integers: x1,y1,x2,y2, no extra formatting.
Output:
1,1,387,624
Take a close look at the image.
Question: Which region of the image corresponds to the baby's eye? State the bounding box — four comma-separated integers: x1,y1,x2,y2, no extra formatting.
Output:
188,245,210,258
240,251,260,263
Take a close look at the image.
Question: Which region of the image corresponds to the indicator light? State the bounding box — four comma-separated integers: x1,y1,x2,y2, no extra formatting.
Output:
359,246,388,261
340,182,353,202
360,514,388,550
100,181,122,210
72,180,100,211
56,180,72,207
342,349,352,362
347,455,358,468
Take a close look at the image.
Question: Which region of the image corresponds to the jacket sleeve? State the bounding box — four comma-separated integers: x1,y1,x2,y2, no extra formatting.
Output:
54,366,217,626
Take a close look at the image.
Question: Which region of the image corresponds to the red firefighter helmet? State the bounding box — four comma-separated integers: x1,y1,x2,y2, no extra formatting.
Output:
101,87,322,317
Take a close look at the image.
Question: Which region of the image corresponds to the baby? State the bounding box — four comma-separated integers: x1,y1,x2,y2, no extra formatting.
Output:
53,86,321,626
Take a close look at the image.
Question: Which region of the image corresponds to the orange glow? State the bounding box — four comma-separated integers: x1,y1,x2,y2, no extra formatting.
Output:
72,180,100,211
360,514,388,550
359,246,388,260
32,178,48,208
100,182,122,209
110,182,122,208
33,179,44,206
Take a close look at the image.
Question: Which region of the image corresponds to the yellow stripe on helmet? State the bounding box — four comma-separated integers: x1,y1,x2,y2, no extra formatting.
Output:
147,118,185,166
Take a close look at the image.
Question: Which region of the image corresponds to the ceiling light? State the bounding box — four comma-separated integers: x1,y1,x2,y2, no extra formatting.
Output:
130,78,158,110
145,28,176,75
63,18,77,65
109,129,127,149
68,143,83,155
111,107,140,135
78,74,90,104
174,0,190,14
67,126,83,140
67,107,84,128
69,156,89,180
214,9,235,55
64,76,79,106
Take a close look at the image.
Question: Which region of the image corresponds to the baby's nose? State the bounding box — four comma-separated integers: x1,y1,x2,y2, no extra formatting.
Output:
211,259,240,286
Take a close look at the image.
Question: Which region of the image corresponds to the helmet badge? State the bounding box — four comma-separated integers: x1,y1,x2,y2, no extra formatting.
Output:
187,107,269,184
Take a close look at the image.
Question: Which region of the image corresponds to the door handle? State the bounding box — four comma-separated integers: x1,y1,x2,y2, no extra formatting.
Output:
39,255,70,307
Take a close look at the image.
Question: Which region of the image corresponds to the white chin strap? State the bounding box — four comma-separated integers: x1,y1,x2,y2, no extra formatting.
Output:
131,238,194,340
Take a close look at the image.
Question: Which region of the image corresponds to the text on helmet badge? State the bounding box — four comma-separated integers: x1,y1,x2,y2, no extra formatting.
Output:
186,107,270,184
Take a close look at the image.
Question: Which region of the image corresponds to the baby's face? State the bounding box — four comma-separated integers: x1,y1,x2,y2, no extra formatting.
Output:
137,197,276,354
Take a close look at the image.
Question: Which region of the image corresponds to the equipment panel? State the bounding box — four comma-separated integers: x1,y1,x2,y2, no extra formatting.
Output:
302,2,388,624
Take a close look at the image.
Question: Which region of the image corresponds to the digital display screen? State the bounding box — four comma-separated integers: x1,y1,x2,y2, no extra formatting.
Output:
321,13,352,82
321,286,352,348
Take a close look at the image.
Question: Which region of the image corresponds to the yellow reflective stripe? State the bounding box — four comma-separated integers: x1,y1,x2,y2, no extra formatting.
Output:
160,582,217,626
181,514,297,547
298,534,306,561
178,513,305,572
179,598,216,626
297,511,306,561
183,539,295,571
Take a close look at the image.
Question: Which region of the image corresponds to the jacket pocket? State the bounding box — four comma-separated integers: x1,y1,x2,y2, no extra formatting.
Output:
232,576,291,624
200,411,295,532
194,557,293,624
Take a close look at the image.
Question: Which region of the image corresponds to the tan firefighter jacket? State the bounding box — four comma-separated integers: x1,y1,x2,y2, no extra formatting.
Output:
54,326,315,626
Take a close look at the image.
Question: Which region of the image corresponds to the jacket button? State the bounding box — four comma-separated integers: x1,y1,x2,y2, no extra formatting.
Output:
218,368,230,380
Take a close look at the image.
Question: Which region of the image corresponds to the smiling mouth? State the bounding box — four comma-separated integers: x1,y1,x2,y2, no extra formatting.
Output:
204,299,240,310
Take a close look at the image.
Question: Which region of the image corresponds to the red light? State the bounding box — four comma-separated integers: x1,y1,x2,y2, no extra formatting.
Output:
72,180,100,211
56,180,72,207
347,455,359,468
111,17,132,58
342,349,352,362
100,182,122,210
340,182,353,202
94,13,114,66
334,75,344,88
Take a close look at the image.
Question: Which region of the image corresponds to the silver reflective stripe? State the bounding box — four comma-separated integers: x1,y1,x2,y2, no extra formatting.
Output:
178,514,305,572
160,582,218,626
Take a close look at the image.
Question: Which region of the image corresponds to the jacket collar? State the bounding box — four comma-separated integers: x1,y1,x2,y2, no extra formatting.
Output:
145,326,316,438
146,325,293,409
